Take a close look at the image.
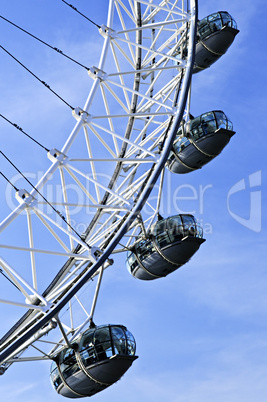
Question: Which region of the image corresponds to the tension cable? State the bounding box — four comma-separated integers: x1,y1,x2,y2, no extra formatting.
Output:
0,150,88,245
0,15,89,70
0,114,49,152
0,170,19,192
61,0,101,29
0,44,75,111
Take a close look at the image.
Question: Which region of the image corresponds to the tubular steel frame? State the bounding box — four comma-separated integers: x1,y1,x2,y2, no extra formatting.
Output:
0,0,197,371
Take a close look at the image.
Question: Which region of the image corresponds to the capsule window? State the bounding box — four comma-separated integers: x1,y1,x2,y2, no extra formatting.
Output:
61,348,79,380
173,136,190,153
167,216,184,242
221,12,231,27
205,119,217,135
190,116,201,130
153,220,171,248
208,13,220,22
153,220,168,236
201,113,216,135
227,118,233,131
190,117,204,139
80,330,97,366
198,11,238,41
220,12,237,29
181,215,197,236
195,225,204,238
214,111,233,131
94,327,113,361
198,17,208,29
207,13,222,31
155,231,170,248
214,111,227,129
172,111,234,148
231,18,238,30
210,19,222,33
198,17,211,39
50,361,62,390
201,112,214,122
111,327,127,355
81,329,94,350
125,330,136,356
127,252,138,272
136,239,155,261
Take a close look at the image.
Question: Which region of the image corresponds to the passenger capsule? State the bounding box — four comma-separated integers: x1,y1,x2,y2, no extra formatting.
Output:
50,324,137,398
167,110,235,174
193,11,239,73
126,214,205,280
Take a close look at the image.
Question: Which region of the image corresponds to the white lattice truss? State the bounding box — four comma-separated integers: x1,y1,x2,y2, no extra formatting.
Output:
0,0,197,370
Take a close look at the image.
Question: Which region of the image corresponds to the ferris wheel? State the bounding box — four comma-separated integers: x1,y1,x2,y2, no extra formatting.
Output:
0,0,238,398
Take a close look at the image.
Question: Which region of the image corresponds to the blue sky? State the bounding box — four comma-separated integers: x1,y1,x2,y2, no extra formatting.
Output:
0,1,266,401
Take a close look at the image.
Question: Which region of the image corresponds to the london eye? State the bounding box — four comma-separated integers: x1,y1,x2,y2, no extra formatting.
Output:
0,1,238,398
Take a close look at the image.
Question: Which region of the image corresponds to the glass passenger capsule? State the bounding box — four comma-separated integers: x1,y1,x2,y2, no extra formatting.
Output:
193,11,239,73
50,324,137,398
167,110,235,174
126,214,205,280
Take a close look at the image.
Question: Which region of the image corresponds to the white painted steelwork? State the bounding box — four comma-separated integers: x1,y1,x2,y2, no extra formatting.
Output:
0,0,197,375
